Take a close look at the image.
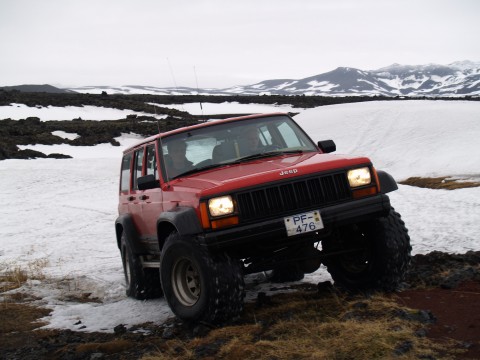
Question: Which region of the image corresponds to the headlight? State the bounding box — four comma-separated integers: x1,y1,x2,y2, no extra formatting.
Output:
208,195,234,217
347,167,371,187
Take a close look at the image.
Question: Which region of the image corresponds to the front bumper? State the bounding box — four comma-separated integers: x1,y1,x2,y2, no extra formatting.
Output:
202,194,391,249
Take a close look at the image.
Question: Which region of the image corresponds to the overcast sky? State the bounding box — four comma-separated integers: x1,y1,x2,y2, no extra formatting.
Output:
1,0,479,88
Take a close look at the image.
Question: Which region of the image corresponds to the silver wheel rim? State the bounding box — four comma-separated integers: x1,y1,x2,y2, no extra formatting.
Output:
172,257,201,306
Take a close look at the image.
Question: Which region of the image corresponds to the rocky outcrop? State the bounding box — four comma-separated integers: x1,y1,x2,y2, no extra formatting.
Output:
0,115,201,160
405,250,480,289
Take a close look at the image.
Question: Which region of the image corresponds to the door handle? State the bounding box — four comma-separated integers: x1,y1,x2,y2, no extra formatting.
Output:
139,195,149,201
127,196,135,201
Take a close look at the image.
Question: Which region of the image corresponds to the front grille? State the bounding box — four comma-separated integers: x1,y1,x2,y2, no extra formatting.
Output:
236,172,351,221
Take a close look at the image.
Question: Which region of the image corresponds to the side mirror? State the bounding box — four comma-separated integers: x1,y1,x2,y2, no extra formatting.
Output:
137,174,159,190
317,140,336,153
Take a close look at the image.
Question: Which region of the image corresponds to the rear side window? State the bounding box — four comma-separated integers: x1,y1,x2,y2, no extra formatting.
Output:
120,153,132,192
133,148,144,191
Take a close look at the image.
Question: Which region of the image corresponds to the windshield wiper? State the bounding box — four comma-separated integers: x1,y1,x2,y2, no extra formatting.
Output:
273,149,305,155
171,163,227,179
233,149,305,163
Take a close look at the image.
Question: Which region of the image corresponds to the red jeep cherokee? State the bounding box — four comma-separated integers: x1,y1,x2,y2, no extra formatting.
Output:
115,113,410,323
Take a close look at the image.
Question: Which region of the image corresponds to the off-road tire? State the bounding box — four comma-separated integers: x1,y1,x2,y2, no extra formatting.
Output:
121,232,162,300
322,207,411,292
160,232,245,324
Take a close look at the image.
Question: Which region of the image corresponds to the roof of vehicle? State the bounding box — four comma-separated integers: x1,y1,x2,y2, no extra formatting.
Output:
122,112,289,153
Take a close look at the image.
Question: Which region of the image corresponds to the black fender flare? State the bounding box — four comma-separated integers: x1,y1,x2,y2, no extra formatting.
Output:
157,207,203,250
377,170,398,194
115,214,141,252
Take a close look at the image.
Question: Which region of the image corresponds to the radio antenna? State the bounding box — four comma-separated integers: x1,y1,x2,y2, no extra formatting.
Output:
193,66,204,116
167,57,179,89
151,100,170,184
152,103,161,134
166,57,185,112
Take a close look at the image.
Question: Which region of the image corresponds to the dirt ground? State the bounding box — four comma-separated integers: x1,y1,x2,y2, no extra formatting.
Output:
1,253,479,359
395,280,480,359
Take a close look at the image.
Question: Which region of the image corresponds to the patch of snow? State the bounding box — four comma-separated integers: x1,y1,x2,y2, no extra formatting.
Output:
468,79,480,89
449,60,480,71
0,104,163,121
150,102,295,115
306,81,337,92
52,130,80,140
272,81,298,90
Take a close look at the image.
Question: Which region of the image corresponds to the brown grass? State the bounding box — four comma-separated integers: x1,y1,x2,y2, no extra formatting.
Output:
0,302,50,333
142,291,459,360
1,259,52,335
1,259,48,292
399,176,480,190
1,266,29,292
75,339,135,354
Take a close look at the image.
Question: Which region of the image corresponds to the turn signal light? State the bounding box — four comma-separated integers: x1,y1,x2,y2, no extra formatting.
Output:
211,216,239,229
200,202,211,229
352,186,378,199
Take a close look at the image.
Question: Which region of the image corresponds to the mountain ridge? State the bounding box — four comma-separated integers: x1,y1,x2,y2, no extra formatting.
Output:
0,84,74,94
2,61,479,97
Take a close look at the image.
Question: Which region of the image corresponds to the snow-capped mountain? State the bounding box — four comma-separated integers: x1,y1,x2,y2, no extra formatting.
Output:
229,61,480,96
64,60,480,97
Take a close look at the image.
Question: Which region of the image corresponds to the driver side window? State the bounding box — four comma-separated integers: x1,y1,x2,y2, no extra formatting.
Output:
146,145,158,180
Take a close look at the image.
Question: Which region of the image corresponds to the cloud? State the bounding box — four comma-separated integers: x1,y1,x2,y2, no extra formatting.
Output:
0,0,479,87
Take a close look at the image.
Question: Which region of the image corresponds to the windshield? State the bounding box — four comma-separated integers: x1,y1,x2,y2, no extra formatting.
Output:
160,115,317,180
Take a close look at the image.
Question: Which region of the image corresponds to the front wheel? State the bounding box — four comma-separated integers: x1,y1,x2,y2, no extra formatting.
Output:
160,232,245,323
322,207,411,292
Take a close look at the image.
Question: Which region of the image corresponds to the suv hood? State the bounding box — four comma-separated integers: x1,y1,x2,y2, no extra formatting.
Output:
169,152,372,197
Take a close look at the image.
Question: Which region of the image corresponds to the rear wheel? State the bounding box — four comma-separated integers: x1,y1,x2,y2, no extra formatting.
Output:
322,207,411,292
160,232,245,323
121,232,162,299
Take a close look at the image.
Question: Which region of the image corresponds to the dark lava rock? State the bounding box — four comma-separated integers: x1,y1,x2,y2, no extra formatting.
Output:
406,251,480,288
394,340,413,356
392,309,436,324
113,324,127,335
255,292,273,308
47,153,72,159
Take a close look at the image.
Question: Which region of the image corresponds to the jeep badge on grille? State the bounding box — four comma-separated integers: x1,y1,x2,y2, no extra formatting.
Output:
279,169,298,176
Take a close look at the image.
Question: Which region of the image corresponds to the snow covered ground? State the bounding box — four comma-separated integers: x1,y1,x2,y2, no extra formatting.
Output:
149,101,295,115
0,103,166,121
0,101,294,120
0,100,479,332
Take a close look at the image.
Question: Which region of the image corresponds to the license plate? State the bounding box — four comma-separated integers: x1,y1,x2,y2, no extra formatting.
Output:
284,210,324,236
